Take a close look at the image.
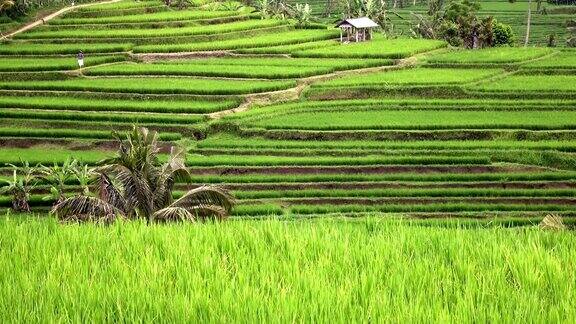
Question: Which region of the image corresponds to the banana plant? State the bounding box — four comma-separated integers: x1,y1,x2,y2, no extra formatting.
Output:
38,158,77,205
0,161,37,212
73,163,95,196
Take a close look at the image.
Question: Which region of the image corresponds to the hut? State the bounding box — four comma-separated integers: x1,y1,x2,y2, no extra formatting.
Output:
335,17,379,43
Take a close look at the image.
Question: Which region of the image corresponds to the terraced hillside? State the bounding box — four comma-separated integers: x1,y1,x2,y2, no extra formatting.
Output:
0,0,575,222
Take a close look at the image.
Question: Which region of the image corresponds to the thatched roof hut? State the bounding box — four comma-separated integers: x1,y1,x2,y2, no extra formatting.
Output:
335,17,379,42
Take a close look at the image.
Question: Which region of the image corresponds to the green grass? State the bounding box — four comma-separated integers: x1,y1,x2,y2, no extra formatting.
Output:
187,172,576,184
523,51,576,69
0,148,110,165
474,75,576,92
74,0,162,12
198,134,576,151
479,1,539,12
0,127,181,141
0,109,205,125
65,5,167,19
85,62,334,79
241,110,576,130
0,77,296,95
153,57,392,68
290,202,576,214
426,47,554,64
51,10,240,25
17,19,286,39
133,29,339,53
1,217,575,322
0,43,132,55
235,39,339,54
232,187,576,199
0,96,239,114
228,98,576,121
185,154,490,166
313,68,503,87
292,37,446,58
84,58,393,78
0,55,124,72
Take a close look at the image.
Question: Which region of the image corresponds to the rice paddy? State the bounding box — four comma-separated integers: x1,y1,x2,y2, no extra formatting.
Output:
0,0,575,319
0,0,573,217
1,217,575,322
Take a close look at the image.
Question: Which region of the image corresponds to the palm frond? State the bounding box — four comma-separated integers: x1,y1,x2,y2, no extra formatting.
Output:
154,146,190,209
152,206,195,222
96,172,127,213
171,185,235,214
115,167,155,218
166,146,188,176
187,205,228,220
539,214,566,231
51,195,123,222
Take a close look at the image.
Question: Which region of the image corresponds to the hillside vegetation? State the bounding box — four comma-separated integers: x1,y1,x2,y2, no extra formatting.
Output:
0,0,575,321
0,0,575,221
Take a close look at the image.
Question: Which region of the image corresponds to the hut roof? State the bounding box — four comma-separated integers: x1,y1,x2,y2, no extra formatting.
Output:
335,17,379,29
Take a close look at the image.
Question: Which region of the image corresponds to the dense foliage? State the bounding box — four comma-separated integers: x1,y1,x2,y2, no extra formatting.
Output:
52,127,235,222
412,0,516,48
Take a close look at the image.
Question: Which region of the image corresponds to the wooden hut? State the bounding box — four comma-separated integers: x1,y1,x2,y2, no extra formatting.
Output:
335,17,379,43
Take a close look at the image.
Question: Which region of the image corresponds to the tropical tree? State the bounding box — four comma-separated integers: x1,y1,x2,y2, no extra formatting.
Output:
412,0,512,48
410,0,444,39
340,0,392,30
51,127,235,223
38,158,77,204
0,0,14,13
73,163,94,196
0,161,36,212
294,3,312,27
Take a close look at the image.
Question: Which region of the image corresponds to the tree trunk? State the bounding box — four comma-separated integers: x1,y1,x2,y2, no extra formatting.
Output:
524,0,532,47
13,196,30,212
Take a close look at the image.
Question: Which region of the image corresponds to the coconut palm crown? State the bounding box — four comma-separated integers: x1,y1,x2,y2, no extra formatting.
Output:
52,126,234,222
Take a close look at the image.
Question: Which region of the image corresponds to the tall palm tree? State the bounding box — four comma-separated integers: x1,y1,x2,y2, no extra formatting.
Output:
52,127,234,223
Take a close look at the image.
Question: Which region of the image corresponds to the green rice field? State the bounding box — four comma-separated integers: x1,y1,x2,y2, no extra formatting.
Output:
1,217,575,322
0,0,573,218
0,0,575,320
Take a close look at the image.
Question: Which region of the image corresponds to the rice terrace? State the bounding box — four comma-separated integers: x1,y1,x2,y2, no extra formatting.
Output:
0,0,575,321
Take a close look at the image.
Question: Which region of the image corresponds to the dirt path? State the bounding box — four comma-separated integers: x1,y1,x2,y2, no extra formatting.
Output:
0,0,123,41
207,56,417,119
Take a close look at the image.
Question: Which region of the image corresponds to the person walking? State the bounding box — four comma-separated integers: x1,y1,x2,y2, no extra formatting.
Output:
77,50,84,68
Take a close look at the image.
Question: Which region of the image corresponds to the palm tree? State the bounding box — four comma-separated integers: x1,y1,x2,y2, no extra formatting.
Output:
0,0,15,13
52,127,234,223
0,161,37,212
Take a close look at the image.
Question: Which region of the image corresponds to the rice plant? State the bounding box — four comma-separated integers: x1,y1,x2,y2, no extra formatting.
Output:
0,218,575,322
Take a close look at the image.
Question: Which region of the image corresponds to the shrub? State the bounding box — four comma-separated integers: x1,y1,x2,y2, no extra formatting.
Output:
439,21,462,47
493,22,515,46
